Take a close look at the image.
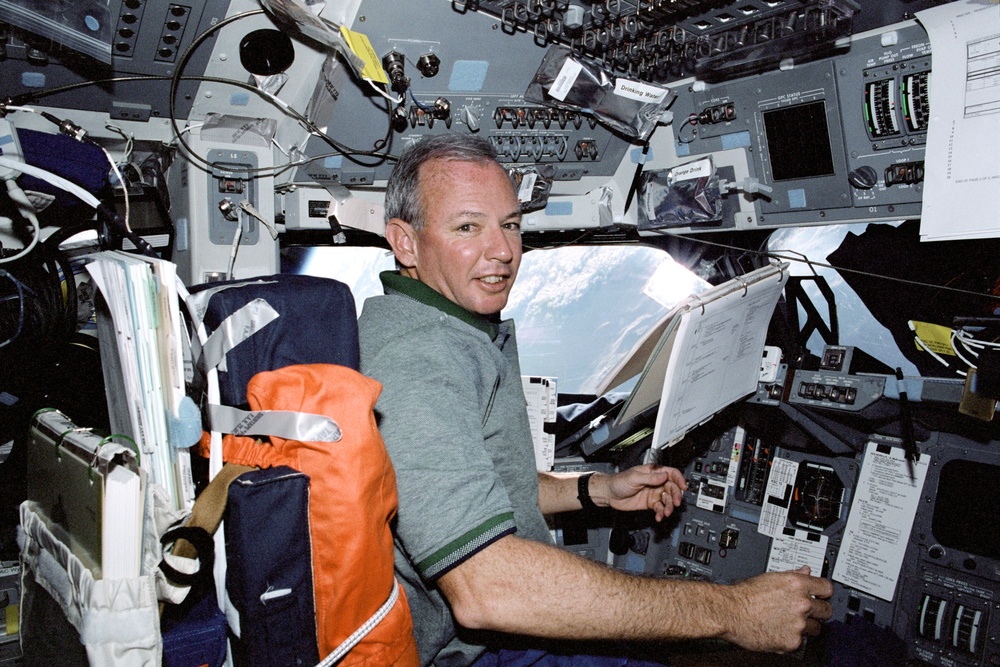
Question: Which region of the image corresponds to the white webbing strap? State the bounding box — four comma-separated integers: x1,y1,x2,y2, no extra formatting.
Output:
175,280,255,632
315,578,402,667
207,404,342,442
200,298,280,373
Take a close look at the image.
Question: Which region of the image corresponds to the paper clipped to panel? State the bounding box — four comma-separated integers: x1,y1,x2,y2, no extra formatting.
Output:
833,441,929,602
915,0,1000,241
523,376,557,472
612,262,789,453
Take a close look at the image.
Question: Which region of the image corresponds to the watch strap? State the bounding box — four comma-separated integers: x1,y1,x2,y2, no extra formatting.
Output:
577,472,598,511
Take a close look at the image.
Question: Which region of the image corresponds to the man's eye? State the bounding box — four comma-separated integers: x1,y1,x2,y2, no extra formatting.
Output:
503,222,522,232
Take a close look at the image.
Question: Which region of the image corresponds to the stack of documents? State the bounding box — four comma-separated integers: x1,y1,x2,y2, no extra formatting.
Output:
85,251,194,511
27,409,144,580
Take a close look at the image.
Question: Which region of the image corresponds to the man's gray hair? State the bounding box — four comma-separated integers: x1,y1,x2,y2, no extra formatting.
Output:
384,133,501,231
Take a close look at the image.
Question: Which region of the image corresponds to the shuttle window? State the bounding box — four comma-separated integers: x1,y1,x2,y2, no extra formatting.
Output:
768,223,918,376
283,244,707,396
505,245,708,395
763,101,837,181
281,246,396,318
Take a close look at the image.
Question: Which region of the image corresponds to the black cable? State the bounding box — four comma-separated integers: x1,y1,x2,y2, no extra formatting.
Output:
6,104,159,259
168,9,396,174
41,224,104,335
40,240,77,337
11,70,381,177
169,9,262,173
6,74,173,108
676,114,698,144
38,110,64,128
649,229,1000,304
96,200,158,258
10,70,398,174
0,237,68,352
623,141,649,214
140,151,172,211
0,270,28,350
364,94,396,164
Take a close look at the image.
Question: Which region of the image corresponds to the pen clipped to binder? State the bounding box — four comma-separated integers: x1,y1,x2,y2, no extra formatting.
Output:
25,409,146,580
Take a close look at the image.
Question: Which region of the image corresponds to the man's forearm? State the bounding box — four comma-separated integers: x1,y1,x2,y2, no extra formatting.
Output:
438,534,831,653
440,534,725,641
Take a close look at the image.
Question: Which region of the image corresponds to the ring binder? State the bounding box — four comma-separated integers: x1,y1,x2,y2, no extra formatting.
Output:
596,261,790,453
26,409,145,581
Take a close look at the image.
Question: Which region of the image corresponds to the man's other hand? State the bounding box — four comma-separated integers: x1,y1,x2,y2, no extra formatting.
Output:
597,465,688,521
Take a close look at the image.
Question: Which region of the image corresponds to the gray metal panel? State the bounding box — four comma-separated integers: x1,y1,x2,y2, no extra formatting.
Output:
0,0,232,119
893,431,1000,666
292,0,630,185
664,20,931,231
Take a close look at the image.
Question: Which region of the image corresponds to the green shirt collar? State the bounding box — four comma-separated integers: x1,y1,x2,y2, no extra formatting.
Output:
380,271,499,339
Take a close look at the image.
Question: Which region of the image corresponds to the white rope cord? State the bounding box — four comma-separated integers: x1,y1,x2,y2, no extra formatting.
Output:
315,578,402,667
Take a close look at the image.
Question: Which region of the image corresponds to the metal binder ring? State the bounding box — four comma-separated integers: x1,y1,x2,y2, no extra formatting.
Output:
88,450,101,483
692,295,705,315
737,276,749,297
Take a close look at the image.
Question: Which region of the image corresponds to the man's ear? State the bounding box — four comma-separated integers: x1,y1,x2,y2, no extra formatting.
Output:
385,218,418,269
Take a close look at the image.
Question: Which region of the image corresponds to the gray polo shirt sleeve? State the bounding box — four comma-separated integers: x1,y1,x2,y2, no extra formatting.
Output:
365,325,517,581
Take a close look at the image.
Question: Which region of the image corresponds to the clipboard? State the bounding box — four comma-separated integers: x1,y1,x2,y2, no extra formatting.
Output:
597,261,789,454
26,409,144,580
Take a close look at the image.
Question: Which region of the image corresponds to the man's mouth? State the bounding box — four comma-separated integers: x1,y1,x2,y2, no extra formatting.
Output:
480,275,506,284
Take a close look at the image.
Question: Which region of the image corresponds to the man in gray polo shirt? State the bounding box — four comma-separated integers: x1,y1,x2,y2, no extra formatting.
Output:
357,133,833,666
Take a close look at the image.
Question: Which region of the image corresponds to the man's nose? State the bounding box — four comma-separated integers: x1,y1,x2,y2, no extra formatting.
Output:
486,225,516,262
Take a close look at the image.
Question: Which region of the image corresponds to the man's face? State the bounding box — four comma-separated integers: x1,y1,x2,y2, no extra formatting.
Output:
396,158,522,316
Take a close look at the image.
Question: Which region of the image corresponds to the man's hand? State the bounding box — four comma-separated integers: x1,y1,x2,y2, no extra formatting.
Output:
594,465,688,521
719,566,834,653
